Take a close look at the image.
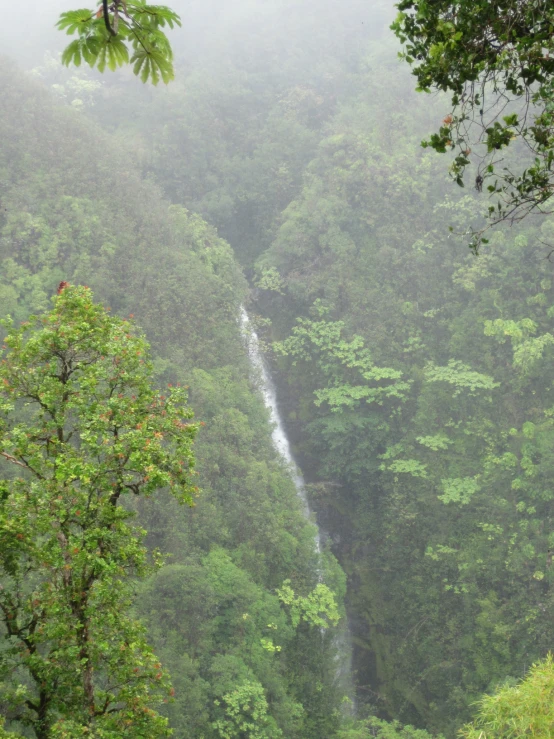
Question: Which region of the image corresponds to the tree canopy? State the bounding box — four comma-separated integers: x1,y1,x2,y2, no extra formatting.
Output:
392,0,554,248
0,285,197,736
8,1,554,734
0,59,346,738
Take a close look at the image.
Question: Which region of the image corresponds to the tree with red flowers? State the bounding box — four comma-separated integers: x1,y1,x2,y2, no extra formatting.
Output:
0,285,197,738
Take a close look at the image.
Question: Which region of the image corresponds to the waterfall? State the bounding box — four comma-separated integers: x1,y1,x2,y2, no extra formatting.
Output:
240,307,321,552
240,307,356,713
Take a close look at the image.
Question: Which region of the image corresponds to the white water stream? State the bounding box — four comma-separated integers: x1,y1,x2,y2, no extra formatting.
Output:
240,307,356,712
240,307,321,552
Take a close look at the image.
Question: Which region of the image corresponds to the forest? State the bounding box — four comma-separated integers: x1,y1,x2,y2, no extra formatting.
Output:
1,0,554,736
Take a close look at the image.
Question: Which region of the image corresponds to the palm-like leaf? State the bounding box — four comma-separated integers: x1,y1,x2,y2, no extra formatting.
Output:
132,26,173,58
61,35,102,67
96,36,130,72
58,3,179,85
56,9,94,35
126,1,181,28
131,46,174,85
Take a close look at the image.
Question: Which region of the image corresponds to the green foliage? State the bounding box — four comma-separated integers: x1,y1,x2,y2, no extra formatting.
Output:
0,720,23,738
255,268,286,296
424,360,499,396
392,0,554,246
277,580,341,629
275,317,410,411
243,37,554,735
438,477,481,506
0,285,197,735
460,654,554,738
484,319,554,374
339,716,440,738
57,1,180,84
0,59,346,737
382,458,428,478
212,681,283,739
14,7,554,735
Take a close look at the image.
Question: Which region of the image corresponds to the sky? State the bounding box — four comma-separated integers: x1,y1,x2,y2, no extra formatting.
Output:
0,0,395,70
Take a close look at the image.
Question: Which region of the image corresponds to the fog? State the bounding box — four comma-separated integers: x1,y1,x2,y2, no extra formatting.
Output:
2,1,552,737
0,0,71,64
0,0,393,70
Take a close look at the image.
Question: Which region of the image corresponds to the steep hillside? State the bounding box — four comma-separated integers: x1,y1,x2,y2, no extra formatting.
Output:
6,0,554,734
256,45,554,736
62,18,554,733
0,59,345,738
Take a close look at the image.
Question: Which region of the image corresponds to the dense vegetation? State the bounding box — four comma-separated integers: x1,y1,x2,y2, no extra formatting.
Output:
2,0,554,736
0,60,345,738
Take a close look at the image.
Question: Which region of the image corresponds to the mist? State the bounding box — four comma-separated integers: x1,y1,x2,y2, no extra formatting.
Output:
1,1,553,737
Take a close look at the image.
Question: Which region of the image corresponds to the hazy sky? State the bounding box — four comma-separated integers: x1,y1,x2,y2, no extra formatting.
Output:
0,0,394,70
0,0,74,65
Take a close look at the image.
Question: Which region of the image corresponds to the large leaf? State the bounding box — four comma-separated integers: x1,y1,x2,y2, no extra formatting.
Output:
57,3,179,85
96,36,130,73
56,8,94,35
126,1,182,28
131,46,174,85
61,35,102,68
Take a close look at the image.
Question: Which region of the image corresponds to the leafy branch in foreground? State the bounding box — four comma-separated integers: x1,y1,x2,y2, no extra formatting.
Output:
57,0,181,84
392,0,554,250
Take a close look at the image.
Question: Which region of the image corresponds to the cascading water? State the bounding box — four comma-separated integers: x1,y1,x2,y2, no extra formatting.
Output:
240,307,321,551
240,307,356,712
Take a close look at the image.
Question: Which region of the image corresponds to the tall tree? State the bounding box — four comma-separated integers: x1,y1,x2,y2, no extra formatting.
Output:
0,285,197,737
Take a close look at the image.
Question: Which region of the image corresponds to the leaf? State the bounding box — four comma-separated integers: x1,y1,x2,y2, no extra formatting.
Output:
383,459,428,478
126,1,182,29
61,35,103,68
56,4,178,86
131,46,175,85
61,39,84,68
56,8,94,35
96,36,130,73
425,359,499,396
416,434,452,451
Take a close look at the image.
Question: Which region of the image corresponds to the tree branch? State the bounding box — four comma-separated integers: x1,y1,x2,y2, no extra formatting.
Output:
103,0,117,35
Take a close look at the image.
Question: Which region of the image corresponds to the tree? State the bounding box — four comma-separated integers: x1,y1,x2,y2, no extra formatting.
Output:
212,681,284,739
338,716,439,739
460,654,554,738
392,0,554,248
0,285,197,737
57,1,180,84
